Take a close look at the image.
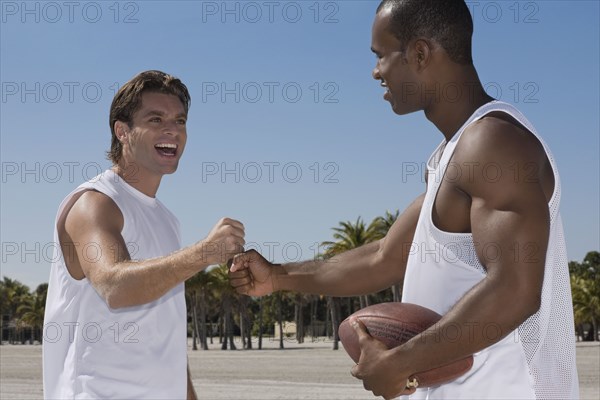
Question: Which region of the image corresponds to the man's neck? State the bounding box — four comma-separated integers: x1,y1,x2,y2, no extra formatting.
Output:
112,164,161,198
423,66,494,142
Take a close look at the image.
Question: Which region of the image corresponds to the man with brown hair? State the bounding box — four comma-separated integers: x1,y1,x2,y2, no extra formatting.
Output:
43,70,245,399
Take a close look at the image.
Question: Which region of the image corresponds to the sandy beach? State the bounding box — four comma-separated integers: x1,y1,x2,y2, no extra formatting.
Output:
1,339,598,399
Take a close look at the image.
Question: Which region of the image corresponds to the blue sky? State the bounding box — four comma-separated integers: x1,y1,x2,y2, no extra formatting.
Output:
1,0,599,289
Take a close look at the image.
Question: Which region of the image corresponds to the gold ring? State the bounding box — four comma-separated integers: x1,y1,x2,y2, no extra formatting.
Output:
405,377,419,389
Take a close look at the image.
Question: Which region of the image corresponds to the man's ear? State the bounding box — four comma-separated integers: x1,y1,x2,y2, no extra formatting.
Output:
413,39,432,70
114,121,129,143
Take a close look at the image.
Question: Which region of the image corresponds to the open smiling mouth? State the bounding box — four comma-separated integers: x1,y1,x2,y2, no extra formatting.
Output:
155,143,178,157
380,81,391,99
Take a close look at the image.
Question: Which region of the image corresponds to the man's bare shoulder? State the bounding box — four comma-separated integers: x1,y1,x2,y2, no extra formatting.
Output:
457,113,546,164
63,190,124,235
451,113,552,202
57,190,125,279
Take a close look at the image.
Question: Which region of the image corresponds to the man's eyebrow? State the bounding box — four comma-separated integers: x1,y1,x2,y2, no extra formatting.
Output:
141,110,187,119
142,109,166,117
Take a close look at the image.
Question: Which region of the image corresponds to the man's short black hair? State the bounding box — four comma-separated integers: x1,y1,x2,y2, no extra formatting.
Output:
376,0,474,65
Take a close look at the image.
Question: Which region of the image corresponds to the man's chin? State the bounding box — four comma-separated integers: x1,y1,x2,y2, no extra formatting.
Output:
390,102,408,116
159,162,180,175
390,99,418,116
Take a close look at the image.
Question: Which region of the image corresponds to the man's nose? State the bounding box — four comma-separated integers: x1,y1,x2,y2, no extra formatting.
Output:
372,64,381,80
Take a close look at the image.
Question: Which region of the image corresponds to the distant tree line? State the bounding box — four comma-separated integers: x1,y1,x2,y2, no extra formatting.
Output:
1,212,598,346
569,251,600,342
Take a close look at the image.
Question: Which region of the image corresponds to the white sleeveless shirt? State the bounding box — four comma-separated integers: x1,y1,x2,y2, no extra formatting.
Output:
401,101,579,399
43,169,188,399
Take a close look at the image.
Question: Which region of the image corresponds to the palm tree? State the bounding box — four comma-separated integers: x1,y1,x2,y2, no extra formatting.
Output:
256,296,265,349
570,251,600,341
0,277,31,317
321,217,380,349
237,293,254,349
17,293,45,343
275,292,285,349
322,217,379,309
582,251,600,272
308,295,324,341
210,264,238,350
186,271,216,350
571,275,600,341
370,210,400,239
293,292,307,344
371,210,402,301
0,278,31,344
257,291,293,349
322,217,378,258
35,283,48,306
326,295,342,350
185,275,200,350
0,279,10,344
570,251,600,281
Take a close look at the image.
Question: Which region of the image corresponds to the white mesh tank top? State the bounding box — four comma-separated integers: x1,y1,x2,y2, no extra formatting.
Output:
401,101,579,399
43,169,188,399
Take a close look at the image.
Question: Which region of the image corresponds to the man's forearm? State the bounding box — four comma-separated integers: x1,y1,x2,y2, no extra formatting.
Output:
97,241,213,309
391,271,538,377
274,241,398,296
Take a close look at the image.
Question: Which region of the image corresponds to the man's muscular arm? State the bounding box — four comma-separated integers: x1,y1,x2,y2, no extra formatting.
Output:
351,118,551,399
60,190,244,309
230,194,424,297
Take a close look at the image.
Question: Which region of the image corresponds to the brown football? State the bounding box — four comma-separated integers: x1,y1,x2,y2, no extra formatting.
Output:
338,302,474,388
